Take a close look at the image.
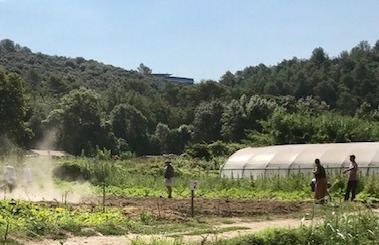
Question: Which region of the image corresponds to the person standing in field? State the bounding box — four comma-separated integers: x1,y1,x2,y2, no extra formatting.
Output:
312,158,328,204
4,163,17,193
23,162,32,185
343,154,359,201
163,160,174,198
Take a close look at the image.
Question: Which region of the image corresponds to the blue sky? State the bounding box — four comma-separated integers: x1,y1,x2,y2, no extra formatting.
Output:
1,0,379,82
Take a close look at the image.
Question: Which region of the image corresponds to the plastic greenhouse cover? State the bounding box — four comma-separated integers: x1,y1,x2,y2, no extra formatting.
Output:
222,142,379,172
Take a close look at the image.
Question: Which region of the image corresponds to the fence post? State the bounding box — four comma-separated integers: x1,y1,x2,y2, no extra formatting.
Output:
191,189,194,217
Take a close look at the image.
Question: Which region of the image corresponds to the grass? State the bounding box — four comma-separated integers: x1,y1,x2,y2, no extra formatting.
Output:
173,226,251,237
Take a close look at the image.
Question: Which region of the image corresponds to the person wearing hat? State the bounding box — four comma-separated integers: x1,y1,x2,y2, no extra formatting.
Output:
343,155,359,201
163,160,174,198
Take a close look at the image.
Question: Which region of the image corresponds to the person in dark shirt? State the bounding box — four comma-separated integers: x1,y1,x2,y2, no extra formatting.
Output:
312,158,327,204
163,160,174,198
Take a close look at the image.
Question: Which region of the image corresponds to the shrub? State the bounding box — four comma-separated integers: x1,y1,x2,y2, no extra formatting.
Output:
53,161,86,181
185,143,211,160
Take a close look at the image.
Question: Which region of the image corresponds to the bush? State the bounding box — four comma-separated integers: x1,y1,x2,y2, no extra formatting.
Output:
185,143,211,160
95,223,126,235
208,141,229,156
53,161,86,181
262,229,303,245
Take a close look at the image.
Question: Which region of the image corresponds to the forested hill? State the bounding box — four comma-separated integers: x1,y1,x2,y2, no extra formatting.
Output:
1,38,379,157
0,39,141,90
221,40,379,114
2,38,379,111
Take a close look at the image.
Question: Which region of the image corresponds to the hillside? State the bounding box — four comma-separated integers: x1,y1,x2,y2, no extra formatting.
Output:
2,38,379,157
0,39,141,90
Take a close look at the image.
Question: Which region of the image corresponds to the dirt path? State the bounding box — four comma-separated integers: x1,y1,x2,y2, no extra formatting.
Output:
23,217,318,245
181,217,319,244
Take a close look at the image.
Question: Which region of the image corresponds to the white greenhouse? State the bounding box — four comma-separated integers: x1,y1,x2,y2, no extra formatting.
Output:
220,142,379,178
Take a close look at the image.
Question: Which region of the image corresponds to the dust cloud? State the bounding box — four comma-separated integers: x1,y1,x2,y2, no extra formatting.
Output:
1,131,95,204
3,155,95,203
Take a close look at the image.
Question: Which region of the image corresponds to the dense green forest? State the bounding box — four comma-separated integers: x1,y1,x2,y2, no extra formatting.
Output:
1,38,379,157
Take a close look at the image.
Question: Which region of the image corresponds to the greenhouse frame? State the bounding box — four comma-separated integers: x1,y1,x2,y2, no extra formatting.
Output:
220,142,379,178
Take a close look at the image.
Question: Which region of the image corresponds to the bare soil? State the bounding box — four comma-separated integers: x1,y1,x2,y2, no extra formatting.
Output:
82,196,315,220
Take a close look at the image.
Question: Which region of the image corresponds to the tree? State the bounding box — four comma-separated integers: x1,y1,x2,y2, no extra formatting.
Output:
310,47,328,66
193,100,224,143
221,96,247,142
312,79,337,107
55,87,109,155
221,94,277,142
350,41,371,61
295,96,330,115
264,109,315,144
154,123,171,153
355,101,372,118
293,71,311,99
153,123,193,154
193,80,229,103
0,71,31,152
166,124,193,154
137,63,152,75
121,78,153,96
26,69,41,93
47,75,70,97
110,103,149,155
219,71,237,86
336,85,359,115
245,95,277,132
0,39,16,52
263,82,279,95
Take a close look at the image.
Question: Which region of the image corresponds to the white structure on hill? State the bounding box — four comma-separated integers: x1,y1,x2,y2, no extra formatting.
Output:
220,142,379,178
152,73,194,84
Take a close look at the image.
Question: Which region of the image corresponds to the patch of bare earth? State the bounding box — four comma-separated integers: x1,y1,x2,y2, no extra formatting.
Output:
101,196,314,220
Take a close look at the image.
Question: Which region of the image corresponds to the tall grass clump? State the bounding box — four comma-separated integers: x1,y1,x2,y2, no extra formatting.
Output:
130,237,185,245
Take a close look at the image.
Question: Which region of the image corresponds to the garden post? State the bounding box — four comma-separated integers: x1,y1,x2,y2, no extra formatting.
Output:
191,189,194,217
189,180,200,218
